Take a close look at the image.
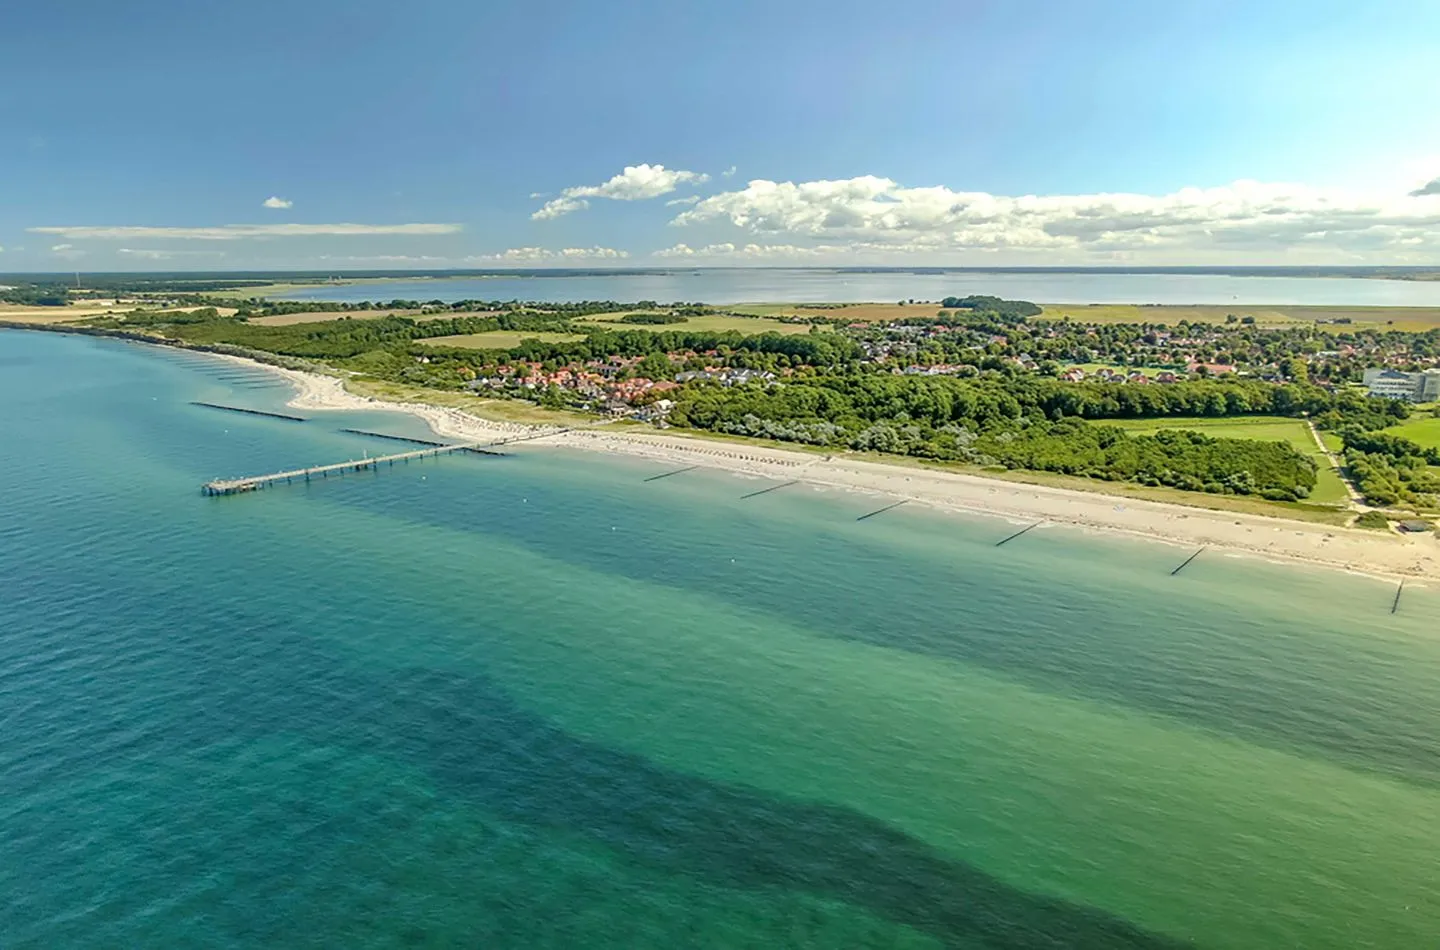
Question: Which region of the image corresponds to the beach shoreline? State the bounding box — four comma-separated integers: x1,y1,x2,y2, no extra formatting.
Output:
192,349,1440,585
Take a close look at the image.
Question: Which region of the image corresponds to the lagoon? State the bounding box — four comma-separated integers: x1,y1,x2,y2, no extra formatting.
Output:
278,268,1440,307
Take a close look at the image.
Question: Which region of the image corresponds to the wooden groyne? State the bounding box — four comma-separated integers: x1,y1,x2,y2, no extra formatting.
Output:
994,522,1041,547
203,427,569,497
339,428,510,456
740,479,799,500
857,500,908,521
191,401,308,423
1171,547,1206,576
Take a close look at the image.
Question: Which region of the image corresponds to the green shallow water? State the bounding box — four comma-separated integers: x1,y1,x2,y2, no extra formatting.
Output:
3,329,1440,948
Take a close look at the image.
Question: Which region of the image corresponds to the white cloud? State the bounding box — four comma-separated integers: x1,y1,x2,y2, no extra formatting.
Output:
665,196,702,207
654,242,835,260
671,175,1440,262
117,248,227,260
51,243,73,251
532,164,709,220
467,246,630,263
722,165,737,178
262,196,293,209
29,223,462,241
50,243,85,260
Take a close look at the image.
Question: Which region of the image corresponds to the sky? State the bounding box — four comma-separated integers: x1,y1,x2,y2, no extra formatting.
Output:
4,0,1440,271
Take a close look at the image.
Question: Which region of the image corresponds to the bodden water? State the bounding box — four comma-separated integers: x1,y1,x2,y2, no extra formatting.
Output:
280,269,1440,307
6,328,1440,948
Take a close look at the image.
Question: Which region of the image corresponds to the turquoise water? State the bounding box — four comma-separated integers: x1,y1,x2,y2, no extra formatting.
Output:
5,329,1440,948
280,269,1440,306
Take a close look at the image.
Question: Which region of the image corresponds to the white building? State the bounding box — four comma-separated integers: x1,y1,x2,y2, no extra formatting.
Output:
1363,367,1440,401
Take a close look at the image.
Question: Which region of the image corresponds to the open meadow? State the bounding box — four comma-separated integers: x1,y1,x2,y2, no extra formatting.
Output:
1382,414,1440,450
574,312,814,335
731,302,945,322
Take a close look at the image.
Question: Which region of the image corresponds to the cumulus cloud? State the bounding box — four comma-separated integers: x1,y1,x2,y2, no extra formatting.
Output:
117,248,226,260
467,246,630,263
532,164,709,220
29,223,461,241
722,165,737,178
671,176,1440,260
262,196,293,209
654,242,832,260
1412,177,1440,197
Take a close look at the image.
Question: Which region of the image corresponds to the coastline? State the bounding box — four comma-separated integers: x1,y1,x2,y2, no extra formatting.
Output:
202,350,1440,585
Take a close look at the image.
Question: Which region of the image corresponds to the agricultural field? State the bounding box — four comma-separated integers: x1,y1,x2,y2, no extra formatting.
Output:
1038,303,1440,329
1105,415,1351,506
575,313,814,335
731,302,945,322
420,330,586,349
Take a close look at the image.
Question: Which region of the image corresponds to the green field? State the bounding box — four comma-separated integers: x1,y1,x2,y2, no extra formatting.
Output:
1105,415,1350,506
1382,415,1440,450
576,313,814,335
420,330,586,349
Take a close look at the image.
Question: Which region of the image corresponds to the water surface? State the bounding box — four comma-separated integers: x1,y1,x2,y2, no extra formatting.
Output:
3,328,1440,948
279,269,1440,306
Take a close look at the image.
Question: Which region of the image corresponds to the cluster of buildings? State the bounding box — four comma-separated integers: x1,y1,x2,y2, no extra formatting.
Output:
462,357,778,416
1363,367,1440,402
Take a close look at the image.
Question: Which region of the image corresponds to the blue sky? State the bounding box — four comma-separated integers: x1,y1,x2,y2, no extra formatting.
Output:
4,0,1440,270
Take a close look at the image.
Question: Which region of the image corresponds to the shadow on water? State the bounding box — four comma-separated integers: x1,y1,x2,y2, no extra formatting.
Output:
2,609,1184,949
328,665,1192,950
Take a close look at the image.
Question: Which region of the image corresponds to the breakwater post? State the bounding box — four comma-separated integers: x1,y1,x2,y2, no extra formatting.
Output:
1171,548,1206,576
644,465,699,482
740,479,799,500
857,500,908,521
994,522,1041,547
191,402,308,422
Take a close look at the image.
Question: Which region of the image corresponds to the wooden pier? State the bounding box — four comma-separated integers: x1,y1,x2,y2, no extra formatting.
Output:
201,428,568,497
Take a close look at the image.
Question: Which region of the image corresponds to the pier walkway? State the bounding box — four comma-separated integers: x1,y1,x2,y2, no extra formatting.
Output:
202,428,568,496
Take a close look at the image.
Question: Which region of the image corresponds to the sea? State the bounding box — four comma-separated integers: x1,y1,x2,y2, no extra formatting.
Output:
277,269,1440,307
4,327,1440,949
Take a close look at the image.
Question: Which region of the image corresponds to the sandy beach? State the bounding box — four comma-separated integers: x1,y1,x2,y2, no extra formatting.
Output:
214,352,1440,584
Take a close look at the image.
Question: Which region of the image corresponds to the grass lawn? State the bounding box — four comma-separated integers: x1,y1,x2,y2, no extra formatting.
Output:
1382,415,1440,450
1103,415,1350,506
575,313,814,335
420,330,586,349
